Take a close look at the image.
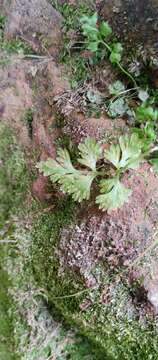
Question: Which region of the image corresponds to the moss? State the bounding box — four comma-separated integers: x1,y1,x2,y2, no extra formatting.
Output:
0,251,18,360
0,123,30,358
31,198,85,309
0,124,29,225
31,200,158,360
22,108,34,138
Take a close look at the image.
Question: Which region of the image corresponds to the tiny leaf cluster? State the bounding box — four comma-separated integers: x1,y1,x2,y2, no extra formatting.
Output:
37,135,143,212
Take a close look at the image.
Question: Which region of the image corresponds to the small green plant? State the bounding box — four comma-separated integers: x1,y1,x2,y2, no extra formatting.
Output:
108,80,125,96
37,135,144,211
108,97,128,118
80,13,137,86
133,123,156,152
133,104,158,152
136,104,158,122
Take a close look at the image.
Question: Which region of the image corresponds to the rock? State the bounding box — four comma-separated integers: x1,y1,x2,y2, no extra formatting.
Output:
31,60,70,157
0,0,11,16
99,0,158,68
63,112,127,144
30,60,70,202
58,163,158,292
0,54,33,148
0,53,70,201
31,162,158,358
32,174,52,202
147,282,158,314
144,264,158,313
4,0,64,57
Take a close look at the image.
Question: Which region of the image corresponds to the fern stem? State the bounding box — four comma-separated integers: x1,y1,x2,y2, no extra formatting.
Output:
117,62,137,87
101,40,137,87
100,40,111,53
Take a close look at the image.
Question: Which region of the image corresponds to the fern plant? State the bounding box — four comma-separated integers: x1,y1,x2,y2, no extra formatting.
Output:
80,12,137,86
37,135,144,211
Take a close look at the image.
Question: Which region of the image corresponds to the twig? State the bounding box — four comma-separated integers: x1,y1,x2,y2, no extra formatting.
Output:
24,54,51,59
52,286,96,300
0,240,17,244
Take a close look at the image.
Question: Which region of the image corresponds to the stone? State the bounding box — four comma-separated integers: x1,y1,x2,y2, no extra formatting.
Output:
4,0,64,57
0,0,11,16
58,163,158,302
99,0,158,69
0,54,33,148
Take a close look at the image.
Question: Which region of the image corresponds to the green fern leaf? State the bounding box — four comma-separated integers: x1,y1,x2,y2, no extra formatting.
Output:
56,148,76,172
119,134,142,169
105,143,121,168
78,137,102,170
37,149,77,181
105,134,142,170
96,178,132,211
58,172,96,202
37,145,97,202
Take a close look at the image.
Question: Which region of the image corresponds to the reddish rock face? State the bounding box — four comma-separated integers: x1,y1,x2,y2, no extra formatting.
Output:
32,174,52,202
62,112,128,145
99,0,158,67
0,55,33,148
58,163,158,313
0,0,11,16
4,0,63,57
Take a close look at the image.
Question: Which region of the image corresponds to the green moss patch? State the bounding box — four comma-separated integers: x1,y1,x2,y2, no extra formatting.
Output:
31,202,158,360
0,254,18,360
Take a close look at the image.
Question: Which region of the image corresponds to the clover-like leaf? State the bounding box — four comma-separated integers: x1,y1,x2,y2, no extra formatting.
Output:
108,98,128,118
138,89,149,103
80,13,99,43
87,41,99,52
96,177,132,211
99,21,112,38
136,105,158,122
109,42,123,64
110,51,121,64
78,137,102,170
108,80,125,96
80,12,98,28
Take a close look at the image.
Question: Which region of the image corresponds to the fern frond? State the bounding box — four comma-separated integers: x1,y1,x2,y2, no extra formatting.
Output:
37,145,97,202
58,172,96,202
105,134,142,170
96,177,131,211
119,134,142,169
78,137,102,170
105,143,121,168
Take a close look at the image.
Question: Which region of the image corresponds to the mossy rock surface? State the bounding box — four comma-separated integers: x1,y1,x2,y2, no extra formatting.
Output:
31,195,158,360
0,257,18,360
